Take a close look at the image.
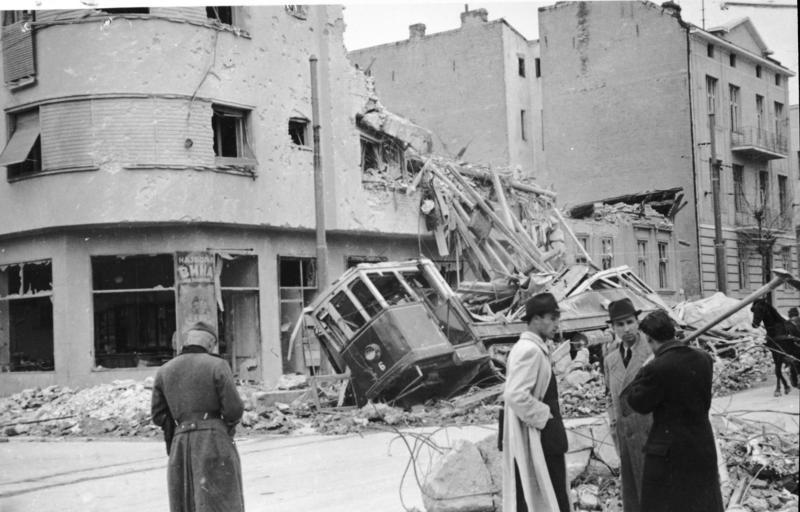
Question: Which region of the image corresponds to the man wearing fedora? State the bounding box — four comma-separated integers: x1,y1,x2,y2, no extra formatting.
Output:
151,321,246,512
603,298,653,512
622,310,724,512
502,292,570,512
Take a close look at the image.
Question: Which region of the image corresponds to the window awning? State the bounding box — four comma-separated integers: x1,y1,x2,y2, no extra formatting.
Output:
0,110,39,166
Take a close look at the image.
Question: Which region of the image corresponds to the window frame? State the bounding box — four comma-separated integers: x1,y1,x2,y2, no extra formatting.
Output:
211,104,255,164
288,117,310,147
729,84,741,133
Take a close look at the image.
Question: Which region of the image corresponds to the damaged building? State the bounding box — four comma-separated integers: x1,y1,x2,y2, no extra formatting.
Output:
0,6,435,394
348,3,797,305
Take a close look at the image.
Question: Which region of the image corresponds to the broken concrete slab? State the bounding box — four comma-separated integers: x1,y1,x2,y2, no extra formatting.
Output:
422,439,496,512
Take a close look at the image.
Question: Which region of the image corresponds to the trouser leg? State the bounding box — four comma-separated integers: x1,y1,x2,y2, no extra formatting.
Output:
544,452,571,512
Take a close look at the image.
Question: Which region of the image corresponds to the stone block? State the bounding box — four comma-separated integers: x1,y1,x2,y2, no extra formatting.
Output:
422,439,495,512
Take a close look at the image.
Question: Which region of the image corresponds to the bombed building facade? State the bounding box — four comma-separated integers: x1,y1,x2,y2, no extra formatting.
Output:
348,8,544,176
539,2,796,306
0,6,435,394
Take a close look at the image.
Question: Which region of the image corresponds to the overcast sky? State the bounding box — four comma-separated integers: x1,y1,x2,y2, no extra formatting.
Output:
342,0,798,102
4,0,798,103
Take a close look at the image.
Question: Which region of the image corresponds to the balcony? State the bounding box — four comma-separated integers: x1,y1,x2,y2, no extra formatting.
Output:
730,126,788,160
734,207,792,232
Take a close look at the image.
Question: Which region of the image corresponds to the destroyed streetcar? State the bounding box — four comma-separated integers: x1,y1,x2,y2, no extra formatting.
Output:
299,258,672,406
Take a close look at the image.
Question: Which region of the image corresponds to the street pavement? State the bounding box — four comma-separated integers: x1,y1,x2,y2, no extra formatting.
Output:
0,381,797,512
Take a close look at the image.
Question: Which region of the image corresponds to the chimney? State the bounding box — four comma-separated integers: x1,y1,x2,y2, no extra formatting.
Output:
409,23,426,40
460,8,488,27
661,1,682,19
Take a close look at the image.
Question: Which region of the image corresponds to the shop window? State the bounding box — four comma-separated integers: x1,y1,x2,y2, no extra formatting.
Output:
288,117,309,146
0,108,41,179
92,255,176,369
218,255,260,379
0,260,54,372
206,6,234,25
279,257,318,373
212,104,254,160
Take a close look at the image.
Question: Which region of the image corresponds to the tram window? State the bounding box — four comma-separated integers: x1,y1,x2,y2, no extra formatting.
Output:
366,273,413,306
350,280,381,317
330,291,365,331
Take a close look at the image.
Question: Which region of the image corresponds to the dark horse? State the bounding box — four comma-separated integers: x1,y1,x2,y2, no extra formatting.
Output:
751,299,800,396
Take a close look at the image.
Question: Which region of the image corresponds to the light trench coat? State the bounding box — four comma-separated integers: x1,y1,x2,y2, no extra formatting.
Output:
604,333,653,512
502,332,567,512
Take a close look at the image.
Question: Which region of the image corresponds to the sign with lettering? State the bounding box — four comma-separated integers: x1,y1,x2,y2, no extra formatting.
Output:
175,252,218,351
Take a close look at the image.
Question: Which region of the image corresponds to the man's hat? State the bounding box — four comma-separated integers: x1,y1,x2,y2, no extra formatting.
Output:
789,307,799,317
184,320,217,341
523,293,560,323
607,298,641,324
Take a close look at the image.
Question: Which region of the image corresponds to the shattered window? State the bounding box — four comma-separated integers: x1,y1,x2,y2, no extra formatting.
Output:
279,257,318,373
289,118,309,146
364,272,413,307
218,255,260,378
360,136,381,173
330,290,366,331
92,255,176,369
360,132,405,180
212,105,254,160
206,6,234,25
0,260,54,372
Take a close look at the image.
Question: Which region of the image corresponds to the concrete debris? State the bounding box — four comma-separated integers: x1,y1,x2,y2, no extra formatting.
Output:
677,292,761,334
421,439,495,512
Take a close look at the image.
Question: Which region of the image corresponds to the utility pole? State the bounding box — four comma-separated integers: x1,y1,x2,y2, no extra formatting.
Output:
310,56,328,290
709,113,727,293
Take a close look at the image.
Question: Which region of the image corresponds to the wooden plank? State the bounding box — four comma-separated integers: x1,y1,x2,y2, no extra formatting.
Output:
490,168,515,230
452,207,496,279
451,383,504,409
552,207,597,269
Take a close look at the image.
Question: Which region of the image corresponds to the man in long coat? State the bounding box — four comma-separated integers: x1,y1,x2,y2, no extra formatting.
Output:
622,310,724,512
502,293,571,512
152,321,246,512
603,298,652,512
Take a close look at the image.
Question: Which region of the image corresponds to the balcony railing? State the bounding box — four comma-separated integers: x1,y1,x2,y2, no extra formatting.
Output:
734,207,792,231
731,126,788,160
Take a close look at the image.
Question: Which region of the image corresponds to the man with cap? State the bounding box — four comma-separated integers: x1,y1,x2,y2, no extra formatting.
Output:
622,310,724,512
502,292,570,512
151,321,246,512
603,298,653,512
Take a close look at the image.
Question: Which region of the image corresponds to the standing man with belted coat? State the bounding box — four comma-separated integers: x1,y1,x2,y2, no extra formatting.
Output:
603,298,652,512
622,310,724,512
151,321,246,512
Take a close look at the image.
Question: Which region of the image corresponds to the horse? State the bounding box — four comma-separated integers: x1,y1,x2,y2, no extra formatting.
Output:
751,299,800,396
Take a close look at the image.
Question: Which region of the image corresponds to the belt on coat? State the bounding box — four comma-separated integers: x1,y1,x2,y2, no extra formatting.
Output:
175,412,225,433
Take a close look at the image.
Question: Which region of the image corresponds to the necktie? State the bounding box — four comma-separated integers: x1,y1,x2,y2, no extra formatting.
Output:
623,347,632,368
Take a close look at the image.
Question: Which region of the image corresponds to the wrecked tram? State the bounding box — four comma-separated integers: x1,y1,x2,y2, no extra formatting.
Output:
302,259,493,406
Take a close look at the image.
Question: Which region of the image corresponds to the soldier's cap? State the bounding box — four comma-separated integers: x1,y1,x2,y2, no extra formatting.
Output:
523,293,560,323
184,320,217,341
606,298,641,324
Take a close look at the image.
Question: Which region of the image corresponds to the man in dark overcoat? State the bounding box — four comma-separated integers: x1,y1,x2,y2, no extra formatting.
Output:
603,298,652,512
151,321,245,512
621,310,723,512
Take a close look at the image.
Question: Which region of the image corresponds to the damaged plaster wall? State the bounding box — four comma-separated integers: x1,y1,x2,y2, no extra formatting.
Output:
348,19,511,170
0,6,423,239
538,1,701,297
